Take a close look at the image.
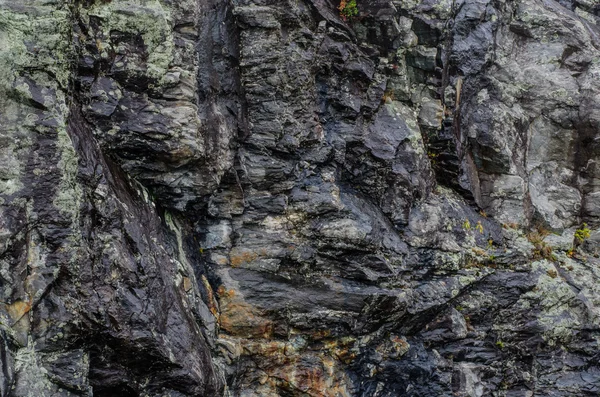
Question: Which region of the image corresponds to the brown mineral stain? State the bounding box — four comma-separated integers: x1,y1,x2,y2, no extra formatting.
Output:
243,340,288,360
323,337,358,364
232,333,354,397
217,286,235,298
390,335,410,356
268,353,351,397
375,334,410,359
182,277,192,292
219,301,273,338
230,251,258,267
311,329,331,340
201,275,219,316
6,300,32,323
218,288,273,339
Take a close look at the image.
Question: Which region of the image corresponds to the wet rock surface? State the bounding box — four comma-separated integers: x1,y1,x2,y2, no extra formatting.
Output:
1,0,600,396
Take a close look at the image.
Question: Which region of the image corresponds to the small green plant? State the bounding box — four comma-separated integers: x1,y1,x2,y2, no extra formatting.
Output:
527,230,547,246
338,0,359,19
463,219,471,230
496,340,505,349
574,223,591,245
427,151,439,167
487,239,494,249
476,221,484,234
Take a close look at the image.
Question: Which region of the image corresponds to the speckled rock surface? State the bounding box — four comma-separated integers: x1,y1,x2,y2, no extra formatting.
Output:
1,0,600,396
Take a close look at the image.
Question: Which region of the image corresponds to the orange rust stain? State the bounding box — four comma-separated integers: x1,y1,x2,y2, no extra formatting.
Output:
216,286,235,298
322,337,358,365
243,340,288,361
219,300,273,339
267,353,351,397
230,251,258,268
6,300,32,323
295,365,324,394
333,347,356,364
201,275,219,316
217,288,273,339
223,332,355,397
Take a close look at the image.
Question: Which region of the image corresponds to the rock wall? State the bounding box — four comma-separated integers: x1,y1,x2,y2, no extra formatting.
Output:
1,0,600,396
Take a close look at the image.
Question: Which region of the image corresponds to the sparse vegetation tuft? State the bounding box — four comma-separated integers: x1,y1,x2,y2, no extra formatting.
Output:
527,228,556,261
574,223,591,245
338,0,359,19
382,89,394,103
476,221,484,234
463,219,471,230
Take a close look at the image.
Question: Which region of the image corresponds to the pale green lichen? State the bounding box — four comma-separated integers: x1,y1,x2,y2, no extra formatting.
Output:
0,135,25,196
395,0,420,10
53,117,83,224
575,7,596,24
432,0,453,19
13,342,58,396
518,261,580,346
388,101,427,155
0,6,73,92
165,211,194,283
85,0,174,82
0,5,74,199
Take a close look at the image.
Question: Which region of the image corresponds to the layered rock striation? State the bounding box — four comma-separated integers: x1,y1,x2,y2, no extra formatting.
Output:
1,0,600,396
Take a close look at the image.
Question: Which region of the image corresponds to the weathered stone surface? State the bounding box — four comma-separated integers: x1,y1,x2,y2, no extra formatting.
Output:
1,0,600,396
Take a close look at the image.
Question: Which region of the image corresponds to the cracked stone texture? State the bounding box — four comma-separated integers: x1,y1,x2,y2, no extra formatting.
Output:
1,0,600,396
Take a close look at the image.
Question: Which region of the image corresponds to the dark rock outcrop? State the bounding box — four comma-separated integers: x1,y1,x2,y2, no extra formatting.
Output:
1,0,600,396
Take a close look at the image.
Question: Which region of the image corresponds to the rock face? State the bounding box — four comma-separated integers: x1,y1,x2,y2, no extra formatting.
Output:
1,0,600,396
